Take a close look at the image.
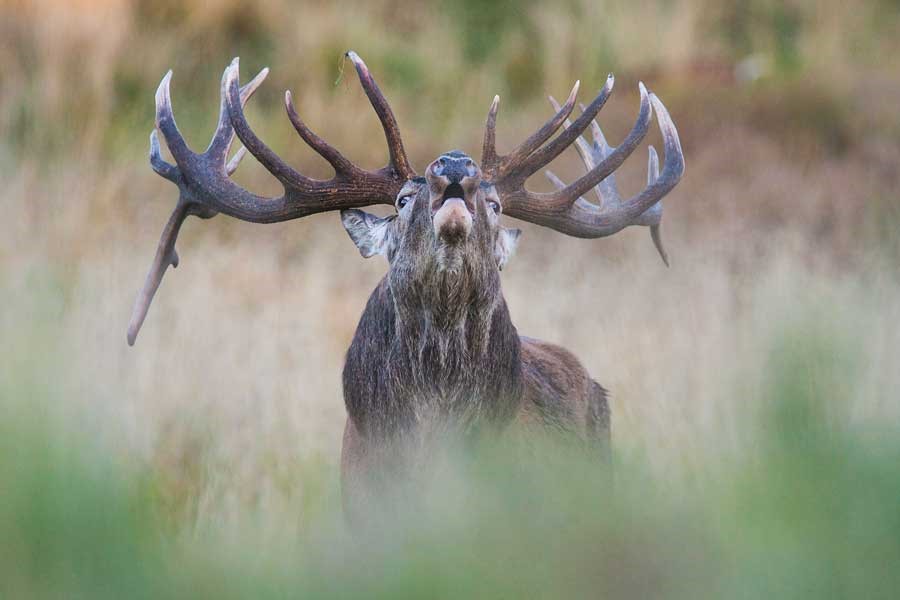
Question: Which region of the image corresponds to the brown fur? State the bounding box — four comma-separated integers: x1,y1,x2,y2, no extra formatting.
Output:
339,152,610,522
518,337,610,446
341,335,609,521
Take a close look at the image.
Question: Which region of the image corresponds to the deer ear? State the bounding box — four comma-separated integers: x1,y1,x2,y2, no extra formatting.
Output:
495,227,521,270
340,209,395,258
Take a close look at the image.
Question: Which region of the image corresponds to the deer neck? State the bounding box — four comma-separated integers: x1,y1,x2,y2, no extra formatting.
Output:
342,268,522,442
387,260,522,420
391,257,504,359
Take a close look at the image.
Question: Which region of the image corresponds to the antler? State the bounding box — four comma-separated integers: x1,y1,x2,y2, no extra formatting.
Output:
543,96,671,265
128,52,414,345
482,78,684,262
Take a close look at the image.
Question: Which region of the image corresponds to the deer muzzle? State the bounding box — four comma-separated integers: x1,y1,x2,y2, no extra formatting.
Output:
427,152,481,242
433,198,472,242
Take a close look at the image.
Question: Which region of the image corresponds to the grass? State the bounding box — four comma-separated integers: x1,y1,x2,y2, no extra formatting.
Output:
3,303,900,598
2,0,900,596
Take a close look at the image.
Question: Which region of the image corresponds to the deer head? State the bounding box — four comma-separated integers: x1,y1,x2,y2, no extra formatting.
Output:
339,150,523,328
341,150,521,268
127,51,683,345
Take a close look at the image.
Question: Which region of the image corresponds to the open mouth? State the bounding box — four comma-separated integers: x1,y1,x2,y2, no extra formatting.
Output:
434,182,474,212
442,182,464,202
432,181,474,242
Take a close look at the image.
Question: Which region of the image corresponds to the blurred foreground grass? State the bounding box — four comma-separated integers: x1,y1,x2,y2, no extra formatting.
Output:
3,300,900,598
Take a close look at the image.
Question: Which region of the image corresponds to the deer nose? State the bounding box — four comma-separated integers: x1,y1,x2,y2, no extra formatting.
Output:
431,156,477,183
426,154,482,213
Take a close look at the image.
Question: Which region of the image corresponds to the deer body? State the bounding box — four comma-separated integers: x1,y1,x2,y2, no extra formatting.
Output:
341,264,613,440
341,277,610,518
337,151,610,516
129,51,682,518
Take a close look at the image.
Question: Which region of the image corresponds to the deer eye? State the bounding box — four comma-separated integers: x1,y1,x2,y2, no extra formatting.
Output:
487,200,501,214
397,195,413,209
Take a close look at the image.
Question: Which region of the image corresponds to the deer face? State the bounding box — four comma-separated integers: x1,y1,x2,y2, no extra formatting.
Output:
340,151,521,277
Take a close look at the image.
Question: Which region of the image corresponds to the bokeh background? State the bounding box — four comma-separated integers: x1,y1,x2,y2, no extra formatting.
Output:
2,0,900,597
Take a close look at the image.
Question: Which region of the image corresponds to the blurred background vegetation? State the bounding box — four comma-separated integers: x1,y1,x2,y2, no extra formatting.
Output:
1,0,899,597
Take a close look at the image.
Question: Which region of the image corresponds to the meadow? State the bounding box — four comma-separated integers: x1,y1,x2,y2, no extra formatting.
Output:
2,0,900,597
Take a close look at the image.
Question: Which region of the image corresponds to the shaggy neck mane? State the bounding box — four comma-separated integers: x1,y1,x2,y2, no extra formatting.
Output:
392,252,503,361
343,253,523,439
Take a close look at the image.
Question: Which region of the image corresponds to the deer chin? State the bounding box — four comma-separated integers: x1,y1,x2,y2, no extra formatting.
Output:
433,198,473,245
430,198,472,274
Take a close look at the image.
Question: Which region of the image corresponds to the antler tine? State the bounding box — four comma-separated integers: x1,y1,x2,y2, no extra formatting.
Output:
149,129,179,183
154,70,193,168
225,145,247,176
548,96,603,205
544,169,567,191
127,200,188,346
225,59,313,190
482,94,500,173
584,102,606,149
345,51,415,180
635,94,684,265
647,144,660,183
511,75,615,182
581,105,619,209
284,90,356,176
207,64,269,160
644,145,669,266
650,93,684,184
550,96,594,171
487,80,580,180
544,82,651,208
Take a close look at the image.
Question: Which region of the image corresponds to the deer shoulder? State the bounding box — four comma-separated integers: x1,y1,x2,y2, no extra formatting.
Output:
517,336,610,447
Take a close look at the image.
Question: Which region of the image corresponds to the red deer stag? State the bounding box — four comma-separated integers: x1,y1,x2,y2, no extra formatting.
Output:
128,52,683,518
